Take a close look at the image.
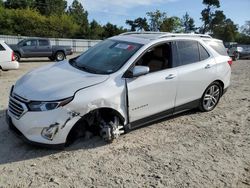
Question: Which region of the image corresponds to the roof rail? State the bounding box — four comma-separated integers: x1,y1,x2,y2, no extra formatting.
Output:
119,31,170,36
159,33,212,39
119,31,212,39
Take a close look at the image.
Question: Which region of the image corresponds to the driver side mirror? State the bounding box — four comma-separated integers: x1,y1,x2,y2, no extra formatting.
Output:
131,66,150,77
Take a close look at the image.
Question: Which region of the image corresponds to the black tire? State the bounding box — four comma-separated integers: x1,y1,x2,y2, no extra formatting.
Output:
55,51,65,62
14,52,20,61
49,56,55,61
199,82,222,112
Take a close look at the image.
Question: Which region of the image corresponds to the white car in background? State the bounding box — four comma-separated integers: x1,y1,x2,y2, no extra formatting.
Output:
0,40,19,71
6,32,231,148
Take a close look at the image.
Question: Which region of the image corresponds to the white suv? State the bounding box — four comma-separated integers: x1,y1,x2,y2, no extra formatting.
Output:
6,32,231,148
0,41,19,71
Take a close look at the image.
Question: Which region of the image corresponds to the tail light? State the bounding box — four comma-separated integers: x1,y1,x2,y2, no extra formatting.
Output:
11,51,15,61
228,58,233,67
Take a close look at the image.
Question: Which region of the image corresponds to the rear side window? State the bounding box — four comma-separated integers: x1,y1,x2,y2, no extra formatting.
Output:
199,43,210,61
23,40,37,46
39,40,49,46
177,41,200,65
0,44,6,51
204,40,228,56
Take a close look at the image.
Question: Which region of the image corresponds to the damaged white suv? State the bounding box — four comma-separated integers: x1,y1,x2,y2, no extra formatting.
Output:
6,32,231,148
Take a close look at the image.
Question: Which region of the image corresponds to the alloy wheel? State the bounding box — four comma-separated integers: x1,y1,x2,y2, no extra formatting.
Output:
202,84,221,111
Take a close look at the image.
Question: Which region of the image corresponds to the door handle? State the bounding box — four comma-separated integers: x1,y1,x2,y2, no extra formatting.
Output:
165,74,176,80
205,64,211,69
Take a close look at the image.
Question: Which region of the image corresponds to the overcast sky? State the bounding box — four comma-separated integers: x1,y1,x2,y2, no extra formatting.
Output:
67,0,250,28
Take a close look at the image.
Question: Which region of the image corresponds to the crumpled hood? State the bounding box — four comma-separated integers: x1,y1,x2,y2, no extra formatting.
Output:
14,61,109,101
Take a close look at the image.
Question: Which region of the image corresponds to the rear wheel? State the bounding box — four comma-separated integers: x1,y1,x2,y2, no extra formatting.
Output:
55,51,65,61
14,52,20,61
199,82,222,112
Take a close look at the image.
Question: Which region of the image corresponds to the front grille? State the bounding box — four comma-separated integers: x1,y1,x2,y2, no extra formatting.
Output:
8,94,28,119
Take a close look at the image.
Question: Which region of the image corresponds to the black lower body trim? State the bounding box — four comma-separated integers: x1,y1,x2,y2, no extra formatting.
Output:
130,108,173,129
129,99,200,130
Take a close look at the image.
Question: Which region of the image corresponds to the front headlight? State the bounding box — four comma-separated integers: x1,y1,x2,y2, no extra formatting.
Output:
28,97,73,111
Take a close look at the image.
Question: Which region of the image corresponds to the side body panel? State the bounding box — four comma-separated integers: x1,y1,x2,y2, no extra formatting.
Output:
127,69,178,123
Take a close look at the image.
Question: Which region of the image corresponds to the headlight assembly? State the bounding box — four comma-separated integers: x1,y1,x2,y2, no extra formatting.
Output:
28,97,73,111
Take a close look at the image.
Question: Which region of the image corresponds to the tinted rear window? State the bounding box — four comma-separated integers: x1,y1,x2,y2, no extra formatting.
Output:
39,40,49,46
199,43,210,61
204,40,228,56
177,41,200,65
0,44,5,51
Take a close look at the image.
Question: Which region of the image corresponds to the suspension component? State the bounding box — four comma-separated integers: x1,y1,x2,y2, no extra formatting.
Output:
100,116,124,142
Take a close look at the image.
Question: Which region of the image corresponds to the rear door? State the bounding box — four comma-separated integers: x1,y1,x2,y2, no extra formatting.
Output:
174,40,217,108
37,39,52,57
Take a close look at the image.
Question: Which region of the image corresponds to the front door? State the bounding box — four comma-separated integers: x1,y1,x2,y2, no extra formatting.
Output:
126,42,178,127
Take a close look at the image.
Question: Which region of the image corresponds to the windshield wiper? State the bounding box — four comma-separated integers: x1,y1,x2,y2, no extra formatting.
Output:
69,59,102,74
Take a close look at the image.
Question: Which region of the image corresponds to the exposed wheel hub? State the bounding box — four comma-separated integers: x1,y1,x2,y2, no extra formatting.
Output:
100,116,124,142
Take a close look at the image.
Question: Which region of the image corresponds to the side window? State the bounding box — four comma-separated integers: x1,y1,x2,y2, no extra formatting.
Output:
23,40,37,47
204,40,228,56
39,40,49,46
135,43,172,73
177,41,200,65
199,43,210,61
0,44,5,51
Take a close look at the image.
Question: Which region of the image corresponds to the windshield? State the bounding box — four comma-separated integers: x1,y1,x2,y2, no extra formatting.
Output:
69,39,142,74
17,40,24,46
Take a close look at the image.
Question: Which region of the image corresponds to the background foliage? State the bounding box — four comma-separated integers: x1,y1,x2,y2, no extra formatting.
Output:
0,0,249,43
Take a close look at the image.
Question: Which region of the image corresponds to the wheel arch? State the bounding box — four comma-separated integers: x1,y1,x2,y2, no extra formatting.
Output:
55,50,66,56
65,107,125,146
213,79,224,95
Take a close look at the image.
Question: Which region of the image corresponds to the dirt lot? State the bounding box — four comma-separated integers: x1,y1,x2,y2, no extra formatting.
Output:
0,58,249,188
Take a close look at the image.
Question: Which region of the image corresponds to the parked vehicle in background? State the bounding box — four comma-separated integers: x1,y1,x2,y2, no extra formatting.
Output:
6,32,231,148
224,42,242,61
238,45,250,59
0,40,19,71
9,38,73,62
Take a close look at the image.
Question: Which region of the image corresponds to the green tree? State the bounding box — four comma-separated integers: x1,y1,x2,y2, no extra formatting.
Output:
146,10,166,31
212,18,238,41
68,0,88,38
181,12,196,33
4,0,34,9
161,16,183,33
88,20,104,39
102,23,126,38
34,0,67,16
0,0,4,7
47,14,79,37
236,33,250,44
126,17,149,31
200,0,220,34
0,7,15,35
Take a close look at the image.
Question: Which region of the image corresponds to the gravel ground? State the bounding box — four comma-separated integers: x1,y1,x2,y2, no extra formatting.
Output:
0,58,249,188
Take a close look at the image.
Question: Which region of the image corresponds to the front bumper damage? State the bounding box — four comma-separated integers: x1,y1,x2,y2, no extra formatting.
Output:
6,108,81,149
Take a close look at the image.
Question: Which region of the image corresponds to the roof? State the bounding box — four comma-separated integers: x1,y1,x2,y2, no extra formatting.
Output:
111,32,213,45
